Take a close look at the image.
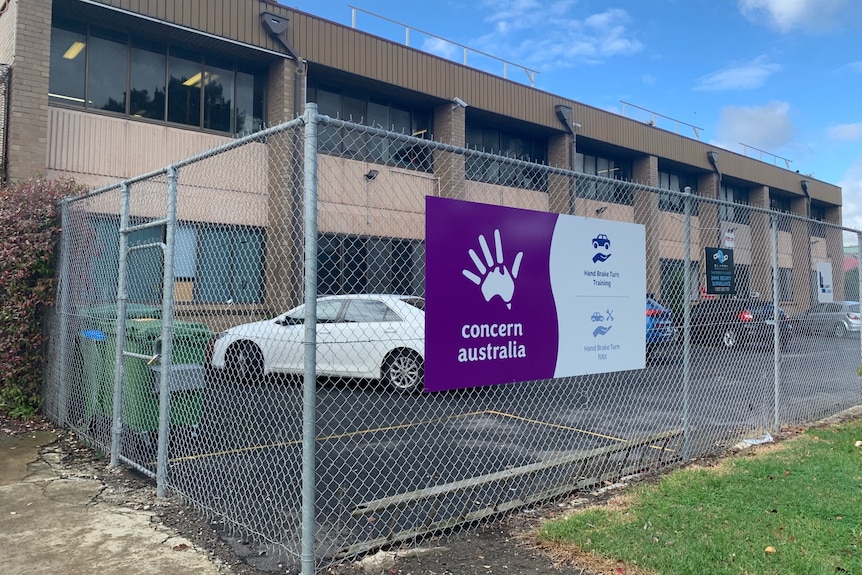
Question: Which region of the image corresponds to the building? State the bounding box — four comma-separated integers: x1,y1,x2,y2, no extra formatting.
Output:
0,0,845,314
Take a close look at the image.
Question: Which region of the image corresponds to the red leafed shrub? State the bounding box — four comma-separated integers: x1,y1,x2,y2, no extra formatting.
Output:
0,178,82,418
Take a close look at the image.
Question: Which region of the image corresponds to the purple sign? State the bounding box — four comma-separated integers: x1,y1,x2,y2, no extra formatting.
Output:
425,197,559,391
425,196,646,392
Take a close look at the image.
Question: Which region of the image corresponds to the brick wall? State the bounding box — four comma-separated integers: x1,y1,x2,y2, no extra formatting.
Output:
7,0,51,182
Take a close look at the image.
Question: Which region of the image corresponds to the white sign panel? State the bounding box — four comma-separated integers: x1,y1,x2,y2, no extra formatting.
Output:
550,218,647,375
817,261,833,303
426,198,647,391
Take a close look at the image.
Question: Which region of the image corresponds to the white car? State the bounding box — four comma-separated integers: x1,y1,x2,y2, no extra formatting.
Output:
209,294,425,391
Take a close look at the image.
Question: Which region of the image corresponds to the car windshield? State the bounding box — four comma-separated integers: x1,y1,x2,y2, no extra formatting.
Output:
851,304,860,313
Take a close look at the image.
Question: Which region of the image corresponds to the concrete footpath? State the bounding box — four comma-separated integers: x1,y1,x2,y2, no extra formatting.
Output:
0,425,230,575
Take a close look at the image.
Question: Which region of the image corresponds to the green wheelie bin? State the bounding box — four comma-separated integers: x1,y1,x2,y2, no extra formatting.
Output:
78,311,213,441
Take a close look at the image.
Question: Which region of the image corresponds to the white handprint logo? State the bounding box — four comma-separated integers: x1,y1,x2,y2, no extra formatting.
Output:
462,229,523,309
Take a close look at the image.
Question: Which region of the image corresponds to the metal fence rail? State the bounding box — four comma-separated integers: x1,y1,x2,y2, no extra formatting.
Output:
43,105,862,573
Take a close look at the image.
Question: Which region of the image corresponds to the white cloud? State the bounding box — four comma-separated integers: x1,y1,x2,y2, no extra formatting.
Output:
694,56,781,91
421,37,459,61
478,2,642,69
839,159,862,234
484,0,576,32
827,123,862,141
739,0,848,33
715,101,795,151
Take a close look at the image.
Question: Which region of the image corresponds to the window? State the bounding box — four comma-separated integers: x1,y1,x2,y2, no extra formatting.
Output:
466,124,548,192
49,24,87,107
49,22,265,134
130,40,167,120
86,216,265,304
203,59,235,132
343,299,399,322
167,48,203,127
87,28,128,113
659,259,700,307
309,84,433,171
658,170,698,214
575,153,633,205
770,196,792,232
197,226,265,303
318,233,424,296
810,205,827,238
776,267,793,302
720,183,750,225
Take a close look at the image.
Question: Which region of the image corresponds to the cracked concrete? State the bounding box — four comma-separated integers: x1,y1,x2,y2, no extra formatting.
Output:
0,429,230,575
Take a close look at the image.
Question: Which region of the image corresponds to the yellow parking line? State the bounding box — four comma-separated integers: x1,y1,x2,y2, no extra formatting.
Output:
169,410,488,463
484,410,628,442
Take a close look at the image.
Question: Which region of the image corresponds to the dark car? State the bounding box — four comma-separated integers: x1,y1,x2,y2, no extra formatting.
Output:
689,299,793,350
646,297,677,357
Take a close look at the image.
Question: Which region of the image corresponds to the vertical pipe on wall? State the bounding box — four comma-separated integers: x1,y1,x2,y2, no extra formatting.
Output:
301,103,320,575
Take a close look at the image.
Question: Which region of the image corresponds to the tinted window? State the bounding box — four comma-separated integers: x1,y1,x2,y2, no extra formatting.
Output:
50,24,265,133
88,29,128,113
203,60,234,132
130,41,167,120
167,48,202,127
850,304,860,313
49,25,87,107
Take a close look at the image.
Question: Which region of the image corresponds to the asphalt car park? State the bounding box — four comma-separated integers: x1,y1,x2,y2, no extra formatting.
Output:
157,327,862,562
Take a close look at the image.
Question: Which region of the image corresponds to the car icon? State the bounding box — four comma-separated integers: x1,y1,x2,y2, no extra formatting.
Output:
592,234,610,249
591,312,604,322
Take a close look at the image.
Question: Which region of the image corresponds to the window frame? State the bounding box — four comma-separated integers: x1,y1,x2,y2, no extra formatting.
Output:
49,21,266,135
658,169,698,215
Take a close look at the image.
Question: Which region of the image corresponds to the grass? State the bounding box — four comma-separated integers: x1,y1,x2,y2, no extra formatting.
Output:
538,419,862,575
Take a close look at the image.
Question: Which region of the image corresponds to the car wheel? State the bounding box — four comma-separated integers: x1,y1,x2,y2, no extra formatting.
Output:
834,322,847,338
593,241,598,249
226,341,264,383
720,328,738,349
383,350,424,392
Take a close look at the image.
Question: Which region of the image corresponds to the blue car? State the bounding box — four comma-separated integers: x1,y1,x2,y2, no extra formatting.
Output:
646,297,677,358
592,234,611,249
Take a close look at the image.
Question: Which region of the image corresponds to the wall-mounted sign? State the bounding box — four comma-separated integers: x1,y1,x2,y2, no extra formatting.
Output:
425,197,646,392
704,247,735,295
723,228,735,248
817,261,833,303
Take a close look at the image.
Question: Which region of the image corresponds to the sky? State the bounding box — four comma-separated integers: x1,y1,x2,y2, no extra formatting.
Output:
280,0,862,232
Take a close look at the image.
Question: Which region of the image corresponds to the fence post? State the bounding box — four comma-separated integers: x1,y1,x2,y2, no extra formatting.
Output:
771,214,781,434
156,167,179,498
56,200,72,427
110,182,132,467
301,103,320,575
858,233,862,379
682,187,692,461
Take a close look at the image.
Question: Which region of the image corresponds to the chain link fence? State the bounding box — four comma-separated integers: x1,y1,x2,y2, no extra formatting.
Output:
43,105,862,573
0,64,9,182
